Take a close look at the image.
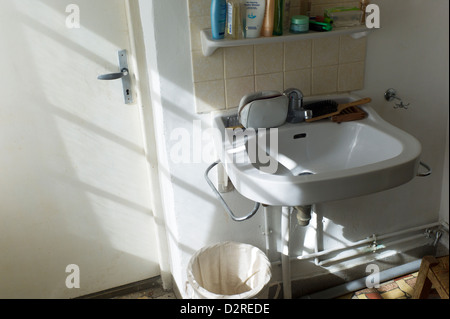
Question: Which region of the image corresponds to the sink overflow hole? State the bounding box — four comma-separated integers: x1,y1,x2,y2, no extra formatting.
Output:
297,171,314,176
294,133,307,139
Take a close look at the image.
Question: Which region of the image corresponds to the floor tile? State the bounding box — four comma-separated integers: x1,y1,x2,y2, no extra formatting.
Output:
377,281,398,292
366,292,383,299
396,279,414,297
380,288,406,299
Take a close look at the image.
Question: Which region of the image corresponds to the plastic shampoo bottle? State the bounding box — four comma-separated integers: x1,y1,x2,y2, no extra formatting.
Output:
262,0,275,37
226,0,243,39
211,0,227,39
273,0,284,36
243,0,266,38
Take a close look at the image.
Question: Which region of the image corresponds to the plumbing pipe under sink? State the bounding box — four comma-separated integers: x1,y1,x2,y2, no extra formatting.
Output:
281,206,292,299
295,205,312,226
268,214,442,299
301,259,423,299
270,221,441,267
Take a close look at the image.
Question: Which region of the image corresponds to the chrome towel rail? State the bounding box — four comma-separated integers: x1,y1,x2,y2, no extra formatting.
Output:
417,161,432,177
204,160,260,222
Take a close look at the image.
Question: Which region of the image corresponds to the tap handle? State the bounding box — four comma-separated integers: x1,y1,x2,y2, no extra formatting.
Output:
283,88,304,107
283,88,303,98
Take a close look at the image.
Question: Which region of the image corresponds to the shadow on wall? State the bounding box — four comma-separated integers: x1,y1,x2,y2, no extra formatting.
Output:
0,0,160,298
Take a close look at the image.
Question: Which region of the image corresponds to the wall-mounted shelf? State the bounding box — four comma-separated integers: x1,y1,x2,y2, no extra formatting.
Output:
201,25,372,56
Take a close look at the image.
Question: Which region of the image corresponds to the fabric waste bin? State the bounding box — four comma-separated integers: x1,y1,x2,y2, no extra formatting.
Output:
187,241,272,299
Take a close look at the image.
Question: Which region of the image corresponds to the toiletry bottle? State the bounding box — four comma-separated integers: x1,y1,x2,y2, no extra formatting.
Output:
243,0,266,38
262,0,275,37
211,0,227,39
360,0,370,24
226,0,243,39
283,0,291,32
273,0,284,36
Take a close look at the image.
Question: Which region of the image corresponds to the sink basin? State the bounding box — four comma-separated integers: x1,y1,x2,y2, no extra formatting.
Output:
213,93,422,206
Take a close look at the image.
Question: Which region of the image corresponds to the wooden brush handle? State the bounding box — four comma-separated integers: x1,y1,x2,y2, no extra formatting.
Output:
306,97,371,122
332,112,366,123
337,97,372,112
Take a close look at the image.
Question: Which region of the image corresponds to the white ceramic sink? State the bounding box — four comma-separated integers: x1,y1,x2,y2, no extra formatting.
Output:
213,94,422,206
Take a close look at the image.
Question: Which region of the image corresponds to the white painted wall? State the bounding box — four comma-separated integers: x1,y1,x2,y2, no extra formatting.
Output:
357,0,449,225
140,0,448,298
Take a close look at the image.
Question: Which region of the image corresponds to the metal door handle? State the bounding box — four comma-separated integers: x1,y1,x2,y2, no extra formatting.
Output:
96,50,133,104
97,68,128,80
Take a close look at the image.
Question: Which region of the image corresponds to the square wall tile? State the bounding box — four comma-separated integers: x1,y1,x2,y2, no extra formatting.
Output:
339,35,367,64
225,76,255,109
284,69,311,96
194,80,226,113
338,62,365,92
224,46,254,79
312,65,338,94
284,40,312,71
192,49,224,82
254,43,284,75
255,72,284,92
312,37,339,67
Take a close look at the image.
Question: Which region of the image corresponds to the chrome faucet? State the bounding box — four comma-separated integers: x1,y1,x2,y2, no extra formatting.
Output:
283,88,312,123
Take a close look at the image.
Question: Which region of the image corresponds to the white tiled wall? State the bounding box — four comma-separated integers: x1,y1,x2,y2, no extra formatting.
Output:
188,0,366,113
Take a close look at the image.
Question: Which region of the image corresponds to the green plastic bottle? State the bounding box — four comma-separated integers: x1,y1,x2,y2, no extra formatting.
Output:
273,0,284,36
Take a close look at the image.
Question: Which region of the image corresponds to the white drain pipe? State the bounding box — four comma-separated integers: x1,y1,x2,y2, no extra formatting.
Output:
317,233,426,266
302,259,422,299
281,206,292,299
263,205,271,257
270,218,441,299
302,222,441,265
271,221,441,267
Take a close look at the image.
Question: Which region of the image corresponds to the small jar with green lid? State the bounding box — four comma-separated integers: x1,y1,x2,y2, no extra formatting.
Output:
290,15,309,34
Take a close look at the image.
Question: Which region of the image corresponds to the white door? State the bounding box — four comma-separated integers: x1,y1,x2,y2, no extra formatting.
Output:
0,0,160,298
